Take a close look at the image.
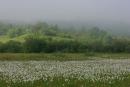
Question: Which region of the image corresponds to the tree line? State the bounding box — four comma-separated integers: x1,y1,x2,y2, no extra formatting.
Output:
0,36,130,53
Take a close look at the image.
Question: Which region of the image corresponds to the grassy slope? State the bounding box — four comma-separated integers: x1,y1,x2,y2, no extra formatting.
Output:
0,34,74,43
0,35,25,43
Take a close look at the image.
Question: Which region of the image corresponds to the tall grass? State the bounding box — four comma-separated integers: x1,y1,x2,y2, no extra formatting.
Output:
0,53,130,61
0,75,130,87
0,59,130,87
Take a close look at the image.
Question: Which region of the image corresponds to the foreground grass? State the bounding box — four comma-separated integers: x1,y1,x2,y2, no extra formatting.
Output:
0,75,130,87
0,53,130,61
0,53,130,87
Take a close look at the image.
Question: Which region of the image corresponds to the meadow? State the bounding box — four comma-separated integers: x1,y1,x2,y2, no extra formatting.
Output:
0,22,130,87
0,53,130,87
0,53,130,61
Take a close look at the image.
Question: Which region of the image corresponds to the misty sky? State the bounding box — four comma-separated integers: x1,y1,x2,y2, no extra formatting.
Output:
0,0,129,23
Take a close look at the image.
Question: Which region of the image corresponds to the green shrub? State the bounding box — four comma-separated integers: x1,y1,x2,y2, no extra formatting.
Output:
1,40,22,53
23,37,47,53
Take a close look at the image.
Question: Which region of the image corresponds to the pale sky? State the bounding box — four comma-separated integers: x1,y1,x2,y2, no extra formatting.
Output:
0,0,129,23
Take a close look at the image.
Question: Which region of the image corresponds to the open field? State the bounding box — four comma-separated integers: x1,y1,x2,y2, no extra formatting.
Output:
0,53,130,61
0,53,130,87
0,59,130,87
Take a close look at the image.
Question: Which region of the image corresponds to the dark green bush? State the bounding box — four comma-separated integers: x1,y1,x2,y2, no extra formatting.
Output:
23,37,47,53
0,40,22,53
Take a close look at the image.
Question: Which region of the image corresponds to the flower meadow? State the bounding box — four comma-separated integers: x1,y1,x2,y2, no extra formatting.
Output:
0,59,130,87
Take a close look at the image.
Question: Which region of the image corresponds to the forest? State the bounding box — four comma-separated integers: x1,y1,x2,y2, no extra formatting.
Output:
0,21,130,53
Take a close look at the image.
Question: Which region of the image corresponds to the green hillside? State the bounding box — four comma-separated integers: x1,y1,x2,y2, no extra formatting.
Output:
0,21,130,53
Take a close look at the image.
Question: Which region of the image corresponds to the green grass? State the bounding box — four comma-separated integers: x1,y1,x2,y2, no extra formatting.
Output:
0,75,130,87
0,35,25,43
0,53,130,61
0,36,11,43
0,34,74,43
0,53,90,61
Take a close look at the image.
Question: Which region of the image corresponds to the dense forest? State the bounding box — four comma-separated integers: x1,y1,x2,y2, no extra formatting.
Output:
0,22,130,53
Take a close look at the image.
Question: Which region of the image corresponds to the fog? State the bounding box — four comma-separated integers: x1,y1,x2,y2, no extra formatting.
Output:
0,0,129,23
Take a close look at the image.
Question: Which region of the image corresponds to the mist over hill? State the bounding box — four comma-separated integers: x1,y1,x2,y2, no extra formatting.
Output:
46,20,130,37
0,0,129,37
0,19,130,37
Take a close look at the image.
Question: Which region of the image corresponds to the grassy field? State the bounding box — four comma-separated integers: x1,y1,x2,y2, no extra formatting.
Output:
0,75,130,87
0,53,130,87
0,53,130,61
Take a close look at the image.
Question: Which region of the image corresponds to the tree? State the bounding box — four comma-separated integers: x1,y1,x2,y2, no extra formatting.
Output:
24,37,47,53
1,40,22,53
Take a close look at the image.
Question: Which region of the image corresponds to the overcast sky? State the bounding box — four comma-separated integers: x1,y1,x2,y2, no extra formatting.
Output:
0,0,129,23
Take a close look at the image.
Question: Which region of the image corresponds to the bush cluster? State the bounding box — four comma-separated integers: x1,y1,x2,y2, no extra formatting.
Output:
0,37,130,53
